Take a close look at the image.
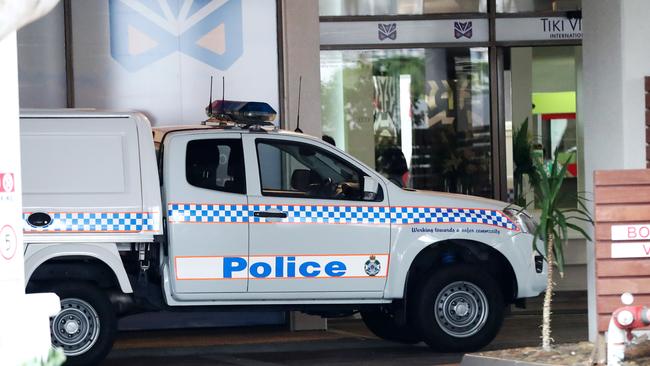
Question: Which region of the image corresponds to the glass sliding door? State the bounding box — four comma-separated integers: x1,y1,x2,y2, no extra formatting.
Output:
320,47,493,197
497,0,581,13
504,46,581,208
319,0,487,16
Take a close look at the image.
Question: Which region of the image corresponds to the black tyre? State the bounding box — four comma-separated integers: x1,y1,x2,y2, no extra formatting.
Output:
413,265,504,352
47,282,117,366
361,307,420,344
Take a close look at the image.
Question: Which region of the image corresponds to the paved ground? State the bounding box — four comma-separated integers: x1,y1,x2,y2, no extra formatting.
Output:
102,292,588,366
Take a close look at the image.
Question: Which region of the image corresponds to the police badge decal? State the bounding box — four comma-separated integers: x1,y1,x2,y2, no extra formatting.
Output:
364,255,381,276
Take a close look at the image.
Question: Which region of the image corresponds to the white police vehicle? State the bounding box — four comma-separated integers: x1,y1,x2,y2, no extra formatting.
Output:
20,102,545,365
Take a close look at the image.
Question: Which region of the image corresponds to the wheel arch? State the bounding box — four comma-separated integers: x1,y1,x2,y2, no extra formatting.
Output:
403,239,518,305
25,243,133,293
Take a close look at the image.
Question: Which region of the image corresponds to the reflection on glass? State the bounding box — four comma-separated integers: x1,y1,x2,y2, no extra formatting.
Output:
320,48,492,197
504,46,580,208
319,0,486,16
497,0,581,13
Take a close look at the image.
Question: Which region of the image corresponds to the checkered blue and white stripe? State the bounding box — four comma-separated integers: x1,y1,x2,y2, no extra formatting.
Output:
390,207,517,230
250,205,391,224
23,212,159,232
168,204,249,223
167,203,517,231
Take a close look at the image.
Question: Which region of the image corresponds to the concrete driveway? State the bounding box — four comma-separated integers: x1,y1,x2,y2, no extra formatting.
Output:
102,292,588,366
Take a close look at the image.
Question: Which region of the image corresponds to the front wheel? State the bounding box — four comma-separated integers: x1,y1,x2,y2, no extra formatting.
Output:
413,265,504,352
47,283,117,366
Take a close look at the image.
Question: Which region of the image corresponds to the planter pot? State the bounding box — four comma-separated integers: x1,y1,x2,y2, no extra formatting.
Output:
460,342,595,366
461,354,561,366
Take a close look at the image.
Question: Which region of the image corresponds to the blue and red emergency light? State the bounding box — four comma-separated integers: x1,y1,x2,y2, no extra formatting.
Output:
205,100,277,124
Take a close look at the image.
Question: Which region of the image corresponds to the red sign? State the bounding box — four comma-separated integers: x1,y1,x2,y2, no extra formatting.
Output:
0,173,14,193
541,113,576,121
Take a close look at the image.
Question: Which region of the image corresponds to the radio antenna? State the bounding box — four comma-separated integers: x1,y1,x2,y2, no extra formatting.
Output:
221,76,225,114
294,76,303,133
208,76,213,117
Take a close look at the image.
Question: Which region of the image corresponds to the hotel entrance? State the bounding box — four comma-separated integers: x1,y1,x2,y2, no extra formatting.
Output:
319,3,582,201
318,1,585,290
320,47,493,197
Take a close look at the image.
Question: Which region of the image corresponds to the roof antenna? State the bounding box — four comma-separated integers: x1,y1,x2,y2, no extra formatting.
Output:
294,76,303,133
221,76,225,115
207,76,213,117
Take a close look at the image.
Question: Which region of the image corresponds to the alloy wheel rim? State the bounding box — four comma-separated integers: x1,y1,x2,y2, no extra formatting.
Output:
434,281,489,338
50,298,100,356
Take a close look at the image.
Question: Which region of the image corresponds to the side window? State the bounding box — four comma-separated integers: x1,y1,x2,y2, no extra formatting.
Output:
256,140,364,200
186,139,246,194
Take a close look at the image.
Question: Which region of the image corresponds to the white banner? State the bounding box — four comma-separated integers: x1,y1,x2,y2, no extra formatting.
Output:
72,0,279,126
495,17,582,42
611,242,650,259
320,19,489,46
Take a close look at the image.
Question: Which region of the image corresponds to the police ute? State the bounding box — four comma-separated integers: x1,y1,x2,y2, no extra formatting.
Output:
20,102,546,365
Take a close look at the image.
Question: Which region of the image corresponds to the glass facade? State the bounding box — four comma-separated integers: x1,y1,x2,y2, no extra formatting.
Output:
319,0,581,15
319,0,583,201
496,0,581,13
319,0,486,16
320,48,492,197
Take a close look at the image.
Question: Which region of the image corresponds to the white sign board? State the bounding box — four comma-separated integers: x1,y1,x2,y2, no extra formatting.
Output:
495,17,582,42
611,242,650,259
320,19,489,46
610,224,650,258
72,0,279,126
611,224,650,241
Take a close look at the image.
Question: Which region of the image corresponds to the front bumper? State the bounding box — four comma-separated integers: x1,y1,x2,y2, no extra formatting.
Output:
512,234,547,298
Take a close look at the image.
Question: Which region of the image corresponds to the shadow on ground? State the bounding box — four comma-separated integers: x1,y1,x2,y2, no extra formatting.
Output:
102,291,588,366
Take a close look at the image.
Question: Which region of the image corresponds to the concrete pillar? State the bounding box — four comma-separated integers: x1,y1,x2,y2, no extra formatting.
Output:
0,31,25,319
0,30,60,365
281,0,327,331
582,0,650,341
17,2,66,108
280,0,322,136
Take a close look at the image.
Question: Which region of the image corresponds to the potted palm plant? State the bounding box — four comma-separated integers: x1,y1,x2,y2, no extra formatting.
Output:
531,152,593,351
461,152,595,365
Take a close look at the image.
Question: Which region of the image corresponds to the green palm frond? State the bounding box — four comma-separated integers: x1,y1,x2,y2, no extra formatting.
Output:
534,151,593,350
512,119,539,206
531,151,592,277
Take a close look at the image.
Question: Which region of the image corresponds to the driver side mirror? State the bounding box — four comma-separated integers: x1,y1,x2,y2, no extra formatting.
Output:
363,176,380,201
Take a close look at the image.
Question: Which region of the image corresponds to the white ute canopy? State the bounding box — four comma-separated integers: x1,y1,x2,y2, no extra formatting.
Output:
20,110,162,243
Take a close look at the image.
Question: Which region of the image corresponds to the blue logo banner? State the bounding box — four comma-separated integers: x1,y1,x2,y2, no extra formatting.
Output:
109,0,243,72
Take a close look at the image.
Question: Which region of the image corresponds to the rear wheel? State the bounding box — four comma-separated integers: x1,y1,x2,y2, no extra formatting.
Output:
47,283,117,365
361,307,420,344
413,265,504,352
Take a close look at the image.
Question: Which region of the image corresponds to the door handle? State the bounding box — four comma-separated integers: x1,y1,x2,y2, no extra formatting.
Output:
253,211,288,218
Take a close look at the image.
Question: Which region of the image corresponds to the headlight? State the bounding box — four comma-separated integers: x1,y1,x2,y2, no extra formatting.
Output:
504,208,537,233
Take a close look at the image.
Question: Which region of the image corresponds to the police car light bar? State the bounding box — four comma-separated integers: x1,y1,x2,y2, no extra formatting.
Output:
205,100,277,126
